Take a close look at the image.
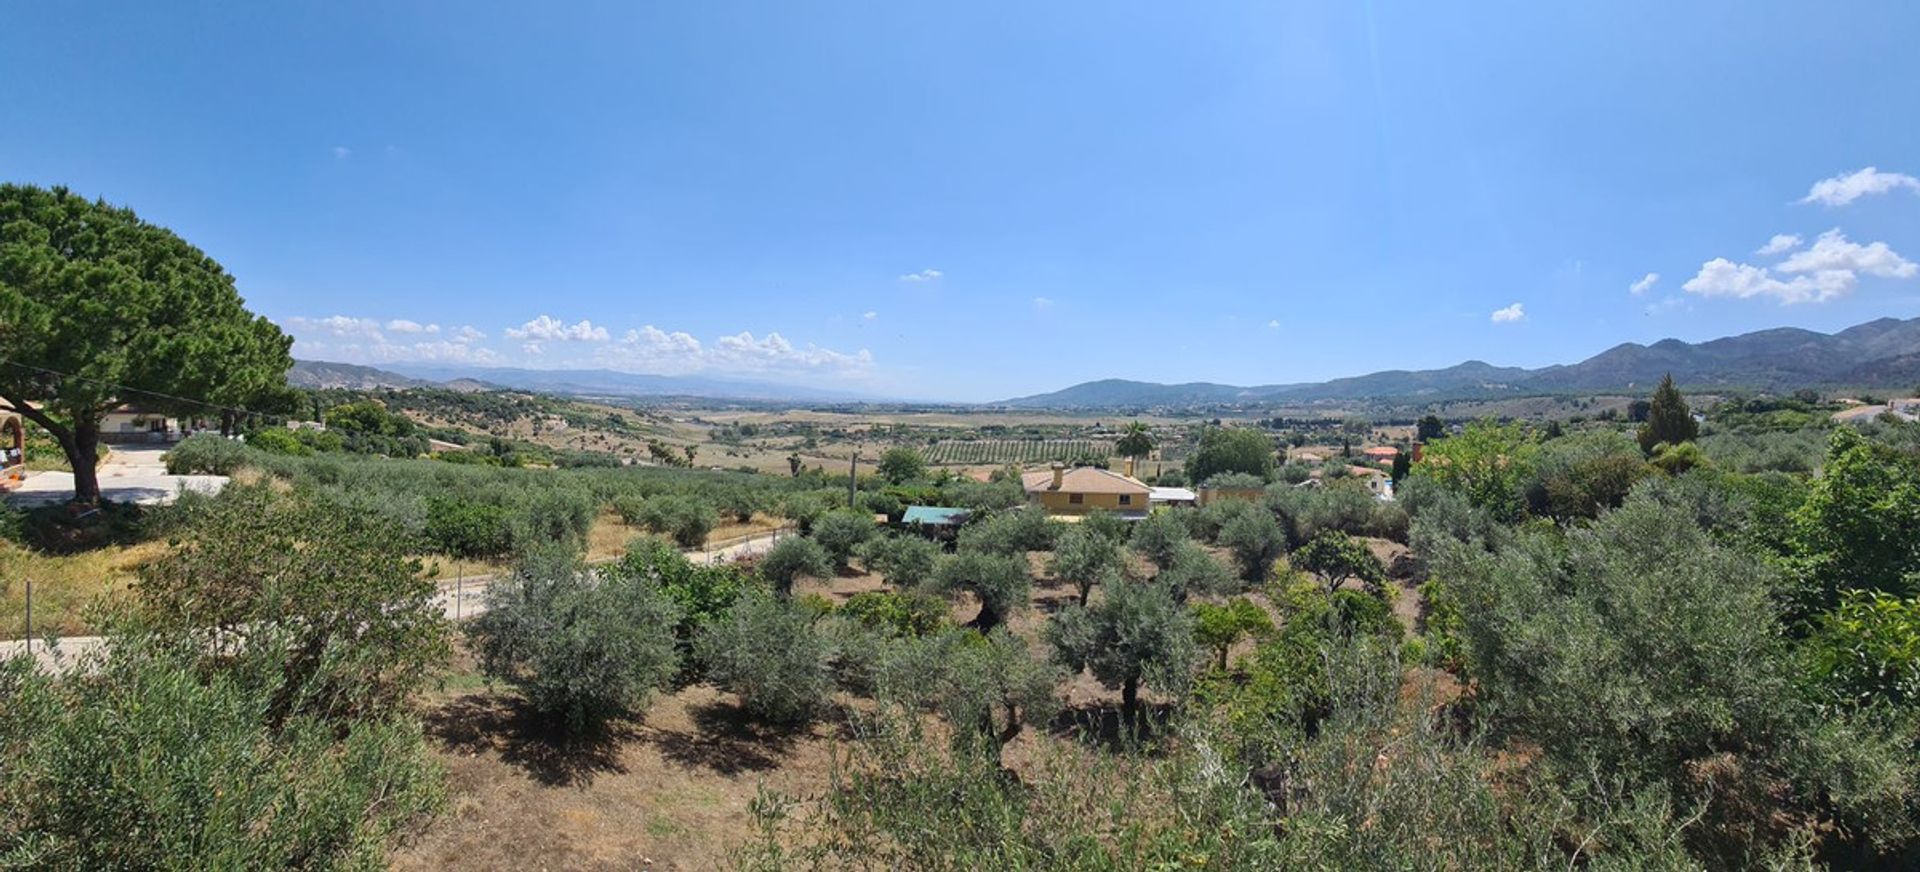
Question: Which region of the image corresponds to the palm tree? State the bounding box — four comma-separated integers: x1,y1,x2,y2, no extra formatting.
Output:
1115,421,1155,468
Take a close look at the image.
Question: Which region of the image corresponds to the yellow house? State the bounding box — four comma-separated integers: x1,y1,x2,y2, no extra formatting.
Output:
1022,463,1151,516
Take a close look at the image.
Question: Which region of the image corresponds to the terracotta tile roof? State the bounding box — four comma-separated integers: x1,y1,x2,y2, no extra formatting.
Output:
1022,466,1150,496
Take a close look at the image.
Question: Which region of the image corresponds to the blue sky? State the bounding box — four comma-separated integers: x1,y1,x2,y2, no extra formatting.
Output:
4,2,1918,402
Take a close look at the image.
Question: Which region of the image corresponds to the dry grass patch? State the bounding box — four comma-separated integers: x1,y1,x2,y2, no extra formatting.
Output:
0,540,164,638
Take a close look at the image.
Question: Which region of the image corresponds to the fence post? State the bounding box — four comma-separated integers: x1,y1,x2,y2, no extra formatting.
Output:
455,570,463,621
23,579,31,656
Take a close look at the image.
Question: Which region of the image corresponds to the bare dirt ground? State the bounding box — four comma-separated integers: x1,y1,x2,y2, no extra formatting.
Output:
392,537,1429,869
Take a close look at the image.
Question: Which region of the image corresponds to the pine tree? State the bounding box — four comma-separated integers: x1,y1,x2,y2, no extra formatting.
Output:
1637,374,1699,454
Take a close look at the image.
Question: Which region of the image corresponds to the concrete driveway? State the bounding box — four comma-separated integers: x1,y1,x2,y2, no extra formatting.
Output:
3,444,228,508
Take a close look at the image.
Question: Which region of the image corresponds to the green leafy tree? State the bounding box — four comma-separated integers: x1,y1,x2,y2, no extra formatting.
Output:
1293,530,1387,596
877,446,927,484
929,550,1032,633
758,535,834,597
1390,450,1411,482
1192,597,1275,670
1788,428,1920,617
1803,591,1920,709
1636,374,1699,455
1411,419,1538,522
1050,522,1124,605
1047,578,1197,718
1115,421,1155,466
1184,426,1277,484
811,509,876,569
1416,414,1446,442
0,184,295,503
466,550,682,734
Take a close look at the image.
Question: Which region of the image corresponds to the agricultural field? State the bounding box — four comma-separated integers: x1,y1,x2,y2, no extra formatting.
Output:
924,438,1115,465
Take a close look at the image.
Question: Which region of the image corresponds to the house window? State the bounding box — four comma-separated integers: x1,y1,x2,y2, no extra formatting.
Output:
1069,493,1084,505
1118,494,1132,505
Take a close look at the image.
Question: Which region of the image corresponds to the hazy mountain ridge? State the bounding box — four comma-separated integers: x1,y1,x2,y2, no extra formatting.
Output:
1000,317,1920,408
287,360,433,390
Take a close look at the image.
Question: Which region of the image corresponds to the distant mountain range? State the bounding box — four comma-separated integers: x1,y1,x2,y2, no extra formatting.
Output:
999,317,1920,408
289,360,878,402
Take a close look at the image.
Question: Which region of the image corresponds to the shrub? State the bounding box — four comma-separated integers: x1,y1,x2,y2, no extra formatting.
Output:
134,484,450,723
508,488,596,555
0,640,443,869
162,433,250,475
466,550,682,733
857,534,940,589
929,550,1033,633
759,535,833,597
697,590,832,725
244,427,312,456
839,590,951,638
812,509,877,569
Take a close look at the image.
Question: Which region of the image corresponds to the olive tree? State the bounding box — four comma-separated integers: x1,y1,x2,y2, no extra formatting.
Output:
466,549,682,734
1047,578,1197,719
0,184,296,503
1050,522,1124,605
929,550,1033,633
878,628,1060,760
697,590,832,725
758,535,833,597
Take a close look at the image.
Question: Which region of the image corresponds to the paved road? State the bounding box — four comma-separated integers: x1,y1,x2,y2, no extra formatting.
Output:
1,526,793,673
3,443,228,508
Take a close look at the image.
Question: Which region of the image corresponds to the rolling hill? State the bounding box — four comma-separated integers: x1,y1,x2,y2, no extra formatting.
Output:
1000,317,1920,408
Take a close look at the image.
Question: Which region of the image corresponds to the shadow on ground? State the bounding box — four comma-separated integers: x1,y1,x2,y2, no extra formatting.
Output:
1049,700,1178,754
424,692,632,788
638,698,810,776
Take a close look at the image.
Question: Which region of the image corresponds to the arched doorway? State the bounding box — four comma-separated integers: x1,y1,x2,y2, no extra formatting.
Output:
1,413,24,490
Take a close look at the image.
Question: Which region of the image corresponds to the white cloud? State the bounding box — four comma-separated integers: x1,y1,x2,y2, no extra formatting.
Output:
505,315,611,342
1032,296,1056,310
331,146,352,160
898,269,943,283
282,315,383,340
451,325,485,343
1267,319,1280,329
1800,167,1920,207
862,311,879,321
1681,258,1857,304
1490,303,1525,323
1756,234,1803,256
1628,272,1659,295
384,319,440,335
1775,229,1917,279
